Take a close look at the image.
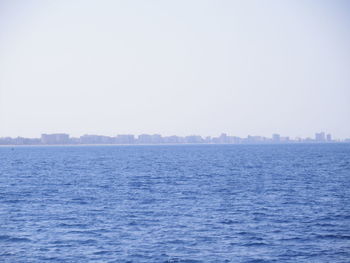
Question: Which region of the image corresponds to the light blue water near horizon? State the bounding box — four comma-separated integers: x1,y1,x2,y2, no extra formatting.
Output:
0,144,350,262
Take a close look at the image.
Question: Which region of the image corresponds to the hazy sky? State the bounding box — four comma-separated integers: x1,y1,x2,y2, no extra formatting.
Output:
0,0,349,138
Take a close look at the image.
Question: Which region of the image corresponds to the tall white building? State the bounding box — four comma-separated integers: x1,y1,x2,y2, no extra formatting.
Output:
315,132,326,142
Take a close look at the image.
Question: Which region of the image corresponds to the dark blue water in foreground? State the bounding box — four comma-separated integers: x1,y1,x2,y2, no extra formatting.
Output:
1,144,350,262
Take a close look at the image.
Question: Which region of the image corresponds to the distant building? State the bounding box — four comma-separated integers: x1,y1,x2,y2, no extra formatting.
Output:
185,135,203,144
14,137,41,145
41,133,70,144
69,137,80,144
163,136,183,144
229,136,242,144
115,134,135,144
204,136,212,143
304,137,314,143
272,134,280,142
246,135,265,143
0,137,12,145
137,134,164,144
315,132,326,142
326,133,332,142
151,134,163,144
80,135,113,144
280,136,290,142
218,133,229,144
137,134,153,144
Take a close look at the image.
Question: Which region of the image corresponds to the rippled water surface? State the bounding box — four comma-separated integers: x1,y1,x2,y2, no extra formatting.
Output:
1,144,350,262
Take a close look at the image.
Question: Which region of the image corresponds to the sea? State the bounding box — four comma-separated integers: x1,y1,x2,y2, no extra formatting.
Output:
0,144,349,262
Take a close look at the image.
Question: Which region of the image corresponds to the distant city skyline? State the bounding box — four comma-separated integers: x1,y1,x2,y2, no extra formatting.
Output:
0,130,347,140
0,131,346,140
1,131,349,145
1,1,349,138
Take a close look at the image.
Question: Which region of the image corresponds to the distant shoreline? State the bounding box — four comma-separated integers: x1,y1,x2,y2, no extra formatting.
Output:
0,142,348,147
2,132,348,146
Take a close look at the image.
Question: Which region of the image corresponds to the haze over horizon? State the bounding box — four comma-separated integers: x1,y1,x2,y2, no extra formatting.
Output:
1,0,349,139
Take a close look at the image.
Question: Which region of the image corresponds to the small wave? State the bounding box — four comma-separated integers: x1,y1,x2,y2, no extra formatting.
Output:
57,223,88,228
168,239,186,244
237,231,253,236
315,234,350,240
0,235,31,242
242,242,269,247
244,259,272,263
164,258,203,263
3,199,24,204
220,219,238,225
278,237,307,242
93,250,112,255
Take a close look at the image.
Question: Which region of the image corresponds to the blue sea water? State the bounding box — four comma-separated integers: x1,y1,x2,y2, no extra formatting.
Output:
0,144,350,262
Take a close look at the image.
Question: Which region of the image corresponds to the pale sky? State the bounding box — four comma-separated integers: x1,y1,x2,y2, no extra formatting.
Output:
0,0,349,139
